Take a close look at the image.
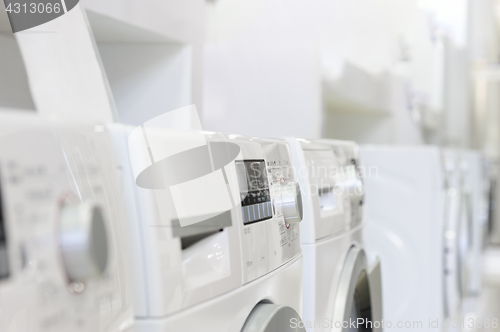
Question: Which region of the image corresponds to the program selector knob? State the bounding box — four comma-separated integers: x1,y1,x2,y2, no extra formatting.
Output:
280,181,303,223
59,202,108,284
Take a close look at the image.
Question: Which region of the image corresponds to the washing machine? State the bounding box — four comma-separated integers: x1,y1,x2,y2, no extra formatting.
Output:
287,138,382,332
108,122,305,332
360,146,446,331
441,149,471,330
0,115,134,332
460,150,487,297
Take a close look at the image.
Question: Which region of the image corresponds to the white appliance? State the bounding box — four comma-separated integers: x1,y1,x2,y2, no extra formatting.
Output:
108,123,305,331
360,146,445,331
0,115,134,332
442,149,469,328
287,138,382,332
461,150,487,297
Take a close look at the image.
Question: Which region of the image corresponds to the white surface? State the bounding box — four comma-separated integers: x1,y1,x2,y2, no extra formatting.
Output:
83,0,204,44
15,5,117,123
287,139,348,243
98,44,193,125
301,227,364,332
0,119,134,331
127,125,206,181
442,40,472,147
361,145,445,329
182,231,231,290
170,170,233,226
288,138,376,332
109,125,303,324
203,0,321,138
462,151,487,295
135,256,303,332
86,10,177,44
83,0,205,117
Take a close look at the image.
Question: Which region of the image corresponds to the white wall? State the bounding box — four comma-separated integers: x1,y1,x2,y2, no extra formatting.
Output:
84,0,205,119
203,0,322,138
15,5,116,123
2,0,206,124
203,0,471,143
98,44,192,126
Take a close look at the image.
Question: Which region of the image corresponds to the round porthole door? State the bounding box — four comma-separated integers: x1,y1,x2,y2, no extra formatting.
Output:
332,247,374,332
241,303,306,332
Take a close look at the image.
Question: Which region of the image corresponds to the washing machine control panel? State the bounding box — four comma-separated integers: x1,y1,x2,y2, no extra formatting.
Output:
0,125,133,332
289,138,364,242
236,160,273,224
110,127,303,317
237,141,302,284
332,143,364,228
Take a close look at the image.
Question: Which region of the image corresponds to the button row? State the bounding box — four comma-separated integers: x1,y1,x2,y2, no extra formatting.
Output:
242,201,273,224
241,189,270,206
266,160,289,166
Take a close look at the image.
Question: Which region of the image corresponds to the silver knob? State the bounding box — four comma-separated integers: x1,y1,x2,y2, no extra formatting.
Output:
59,202,108,283
280,182,303,223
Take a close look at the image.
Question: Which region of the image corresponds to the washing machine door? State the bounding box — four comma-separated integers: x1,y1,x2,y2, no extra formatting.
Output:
333,247,375,332
241,303,306,332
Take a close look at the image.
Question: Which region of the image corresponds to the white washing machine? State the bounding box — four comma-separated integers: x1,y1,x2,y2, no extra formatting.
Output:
287,138,382,332
442,149,469,329
108,123,305,331
360,146,446,331
0,115,134,332
460,150,487,297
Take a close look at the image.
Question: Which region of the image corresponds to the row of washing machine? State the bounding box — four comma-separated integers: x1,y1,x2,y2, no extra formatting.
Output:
361,146,489,332
0,114,488,332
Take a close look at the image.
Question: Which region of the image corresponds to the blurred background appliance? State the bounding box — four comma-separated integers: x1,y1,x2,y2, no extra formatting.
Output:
288,137,382,332
442,149,472,330
460,150,490,323
360,146,445,331
0,114,134,332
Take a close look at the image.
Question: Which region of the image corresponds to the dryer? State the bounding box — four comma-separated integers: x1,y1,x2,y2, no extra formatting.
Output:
287,138,382,332
0,115,134,332
360,146,445,331
108,123,305,331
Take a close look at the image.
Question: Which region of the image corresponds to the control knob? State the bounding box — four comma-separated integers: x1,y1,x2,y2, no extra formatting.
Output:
59,202,108,284
280,182,303,223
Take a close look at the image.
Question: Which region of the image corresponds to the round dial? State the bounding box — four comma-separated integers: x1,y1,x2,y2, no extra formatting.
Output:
280,181,303,223
59,202,108,283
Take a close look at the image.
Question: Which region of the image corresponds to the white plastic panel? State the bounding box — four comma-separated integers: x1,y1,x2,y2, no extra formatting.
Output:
108,126,302,319
288,138,363,243
461,150,486,295
109,125,244,318
302,148,345,239
135,256,303,332
0,121,134,332
360,146,445,327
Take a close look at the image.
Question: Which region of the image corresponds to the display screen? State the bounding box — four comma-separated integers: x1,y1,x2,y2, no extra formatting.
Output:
236,160,272,224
